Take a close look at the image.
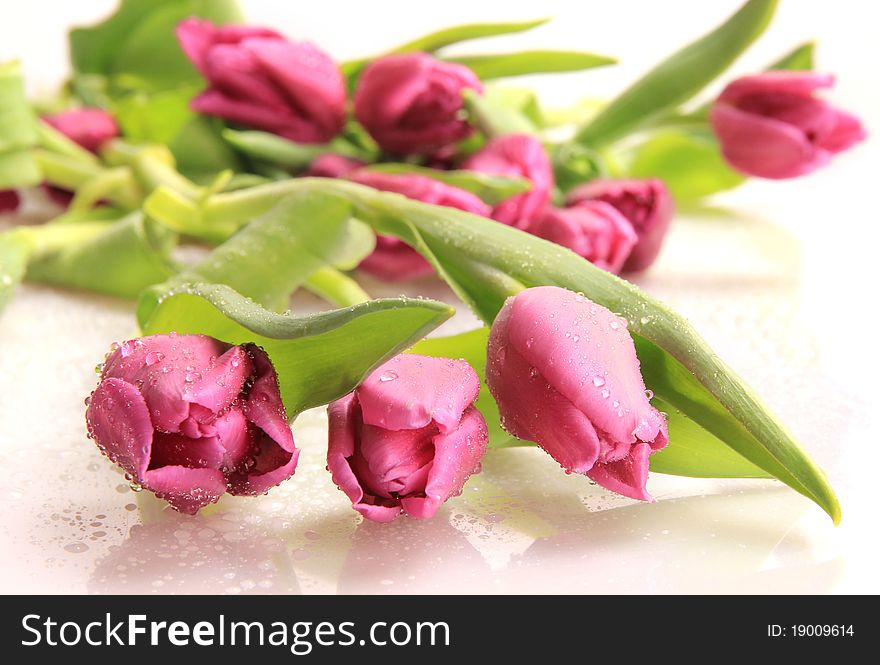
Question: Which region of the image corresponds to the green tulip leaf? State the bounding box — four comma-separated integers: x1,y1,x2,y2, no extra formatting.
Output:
363,163,531,205
769,41,815,71
341,18,549,82
0,61,41,188
628,129,746,202
221,129,364,170
139,190,373,321
447,50,616,80
145,177,839,522
26,212,178,298
69,0,243,93
576,0,778,147
140,284,453,416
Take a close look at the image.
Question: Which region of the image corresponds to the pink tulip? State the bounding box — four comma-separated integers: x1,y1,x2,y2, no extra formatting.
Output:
567,178,674,272
350,170,491,281
42,108,119,153
710,71,866,179
486,286,668,501
307,154,365,178
85,334,299,514
327,354,488,522
176,18,347,144
462,134,554,230
354,53,482,155
0,190,20,213
535,202,637,274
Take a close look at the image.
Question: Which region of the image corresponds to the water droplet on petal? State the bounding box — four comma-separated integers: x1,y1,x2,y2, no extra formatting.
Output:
379,370,398,383
593,376,605,387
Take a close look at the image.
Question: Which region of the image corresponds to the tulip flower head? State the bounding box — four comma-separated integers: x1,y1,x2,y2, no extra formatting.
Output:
354,53,482,155
350,170,491,281
567,178,674,273
462,133,554,230
710,71,866,179
535,202,638,274
86,334,299,514
177,18,347,143
43,108,119,153
486,286,668,501
327,354,488,522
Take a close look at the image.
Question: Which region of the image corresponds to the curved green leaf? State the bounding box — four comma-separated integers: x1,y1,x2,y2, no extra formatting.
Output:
139,191,373,320
144,177,839,522
628,129,746,202
26,212,178,298
0,61,41,188
577,0,778,146
364,163,531,205
69,0,242,93
341,18,549,81
140,284,453,416
222,129,365,170
448,50,616,80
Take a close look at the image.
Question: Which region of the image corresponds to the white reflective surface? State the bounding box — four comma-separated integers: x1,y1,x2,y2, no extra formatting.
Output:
1,0,878,594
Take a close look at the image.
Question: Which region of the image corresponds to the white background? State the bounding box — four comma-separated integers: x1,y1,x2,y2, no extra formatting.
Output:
1,1,879,594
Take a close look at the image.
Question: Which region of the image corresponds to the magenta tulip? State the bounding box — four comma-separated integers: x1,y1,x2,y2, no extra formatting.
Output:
350,170,491,281
567,178,673,272
354,53,482,155
327,354,488,522
710,71,866,179
85,334,299,514
486,286,668,501
176,18,346,144
535,202,637,274
307,154,365,178
42,108,119,154
462,134,554,230
0,190,20,213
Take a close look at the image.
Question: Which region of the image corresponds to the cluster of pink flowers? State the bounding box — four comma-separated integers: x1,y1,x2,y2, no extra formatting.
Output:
87,286,667,519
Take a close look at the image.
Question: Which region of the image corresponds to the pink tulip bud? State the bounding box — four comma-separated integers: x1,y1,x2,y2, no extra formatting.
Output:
307,154,365,178
85,334,299,514
535,202,637,274
176,18,347,144
0,190,20,214
567,178,673,272
354,53,482,155
486,287,668,501
327,354,488,522
710,71,866,179
462,134,554,230
42,108,119,154
350,170,491,281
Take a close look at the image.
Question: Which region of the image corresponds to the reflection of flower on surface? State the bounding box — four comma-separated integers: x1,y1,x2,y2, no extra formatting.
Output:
87,511,300,594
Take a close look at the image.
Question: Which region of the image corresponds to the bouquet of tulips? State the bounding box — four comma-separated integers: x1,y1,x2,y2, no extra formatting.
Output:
0,0,864,523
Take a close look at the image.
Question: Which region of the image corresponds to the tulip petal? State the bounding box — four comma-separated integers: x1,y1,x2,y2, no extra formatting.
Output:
101,334,231,434
486,321,602,474
357,236,434,281
718,71,835,105
819,109,867,153
86,378,153,480
357,354,480,433
228,345,298,495
359,422,436,497
587,441,654,502
246,39,346,141
142,465,226,515
711,104,827,179
149,432,225,470
188,345,253,414
504,287,667,450
327,395,403,522
401,405,488,519
176,18,282,77
212,407,251,470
